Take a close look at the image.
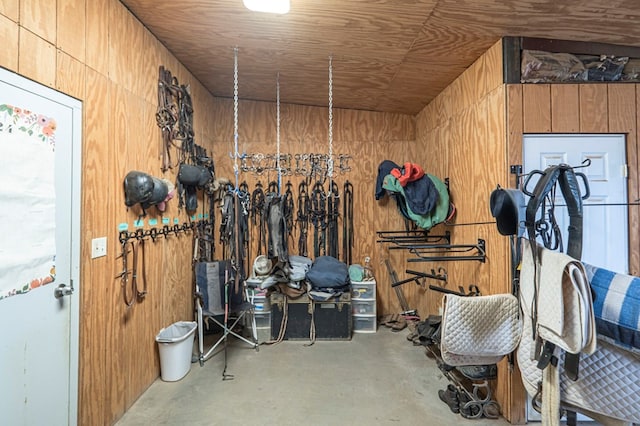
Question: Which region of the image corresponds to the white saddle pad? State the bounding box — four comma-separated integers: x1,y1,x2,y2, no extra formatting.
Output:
440,293,522,366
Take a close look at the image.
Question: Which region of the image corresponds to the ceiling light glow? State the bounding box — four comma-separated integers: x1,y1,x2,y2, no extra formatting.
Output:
242,0,290,14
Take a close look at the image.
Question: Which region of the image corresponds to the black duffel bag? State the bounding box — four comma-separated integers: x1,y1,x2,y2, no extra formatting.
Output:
306,256,349,289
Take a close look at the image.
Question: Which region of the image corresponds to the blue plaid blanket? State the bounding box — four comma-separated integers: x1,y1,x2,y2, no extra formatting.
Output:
584,263,640,351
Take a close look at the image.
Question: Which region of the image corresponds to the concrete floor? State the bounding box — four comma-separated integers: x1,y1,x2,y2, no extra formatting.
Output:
116,327,518,426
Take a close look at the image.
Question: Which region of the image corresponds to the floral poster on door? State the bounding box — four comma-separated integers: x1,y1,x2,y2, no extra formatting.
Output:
0,104,57,300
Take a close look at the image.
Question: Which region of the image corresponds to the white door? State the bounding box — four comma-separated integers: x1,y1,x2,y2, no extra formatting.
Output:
0,69,82,425
523,133,628,273
523,133,628,422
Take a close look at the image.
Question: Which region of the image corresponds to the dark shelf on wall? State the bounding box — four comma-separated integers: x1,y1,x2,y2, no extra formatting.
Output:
502,36,640,84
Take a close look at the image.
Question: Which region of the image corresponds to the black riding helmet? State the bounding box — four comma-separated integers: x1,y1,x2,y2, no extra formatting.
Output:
123,171,168,210
124,171,154,207
141,177,169,210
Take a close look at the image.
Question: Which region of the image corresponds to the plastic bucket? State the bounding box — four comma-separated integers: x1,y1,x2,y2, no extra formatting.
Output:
155,321,197,382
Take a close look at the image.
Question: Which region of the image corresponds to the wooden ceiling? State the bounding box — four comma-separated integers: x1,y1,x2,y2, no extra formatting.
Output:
121,0,640,115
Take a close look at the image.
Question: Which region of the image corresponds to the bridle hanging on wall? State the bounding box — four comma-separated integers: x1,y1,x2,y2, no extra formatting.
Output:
297,180,310,257
311,180,326,257
283,181,295,251
250,181,266,256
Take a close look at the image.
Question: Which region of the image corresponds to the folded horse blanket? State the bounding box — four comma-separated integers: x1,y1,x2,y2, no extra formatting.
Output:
583,263,640,352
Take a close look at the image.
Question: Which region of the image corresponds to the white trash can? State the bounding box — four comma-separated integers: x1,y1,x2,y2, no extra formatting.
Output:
155,321,197,382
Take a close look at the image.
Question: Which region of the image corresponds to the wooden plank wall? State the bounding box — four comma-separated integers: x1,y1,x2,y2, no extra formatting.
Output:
1,1,417,425
1,1,219,425
510,83,640,276
414,40,523,422
505,82,640,423
209,98,415,306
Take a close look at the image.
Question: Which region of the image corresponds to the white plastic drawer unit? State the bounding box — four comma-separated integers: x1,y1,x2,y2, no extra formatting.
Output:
253,312,271,329
351,280,376,300
353,315,377,333
352,299,376,315
248,289,271,312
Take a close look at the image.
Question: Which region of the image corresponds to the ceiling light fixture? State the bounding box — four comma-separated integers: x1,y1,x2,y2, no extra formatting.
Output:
242,0,290,14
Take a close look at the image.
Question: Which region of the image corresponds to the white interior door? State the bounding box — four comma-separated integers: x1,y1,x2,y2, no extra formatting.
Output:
0,68,82,425
523,133,628,422
523,133,628,273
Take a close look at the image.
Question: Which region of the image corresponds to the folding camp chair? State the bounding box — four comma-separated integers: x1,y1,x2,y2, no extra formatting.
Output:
194,260,258,369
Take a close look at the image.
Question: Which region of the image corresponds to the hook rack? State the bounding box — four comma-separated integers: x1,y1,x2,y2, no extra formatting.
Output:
514,158,592,196
238,152,352,178
118,219,209,244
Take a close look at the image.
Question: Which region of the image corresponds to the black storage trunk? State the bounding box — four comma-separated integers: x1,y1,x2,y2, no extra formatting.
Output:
270,293,352,341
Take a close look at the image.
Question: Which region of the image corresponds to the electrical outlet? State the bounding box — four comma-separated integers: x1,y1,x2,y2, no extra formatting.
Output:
91,237,107,259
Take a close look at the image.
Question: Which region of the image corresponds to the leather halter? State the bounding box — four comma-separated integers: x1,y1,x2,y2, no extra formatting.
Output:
524,163,589,261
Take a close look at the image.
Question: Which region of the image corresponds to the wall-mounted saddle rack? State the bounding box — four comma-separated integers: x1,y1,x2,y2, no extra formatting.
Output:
376,230,451,247
407,268,448,282
390,268,448,288
429,283,481,297
407,239,486,263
